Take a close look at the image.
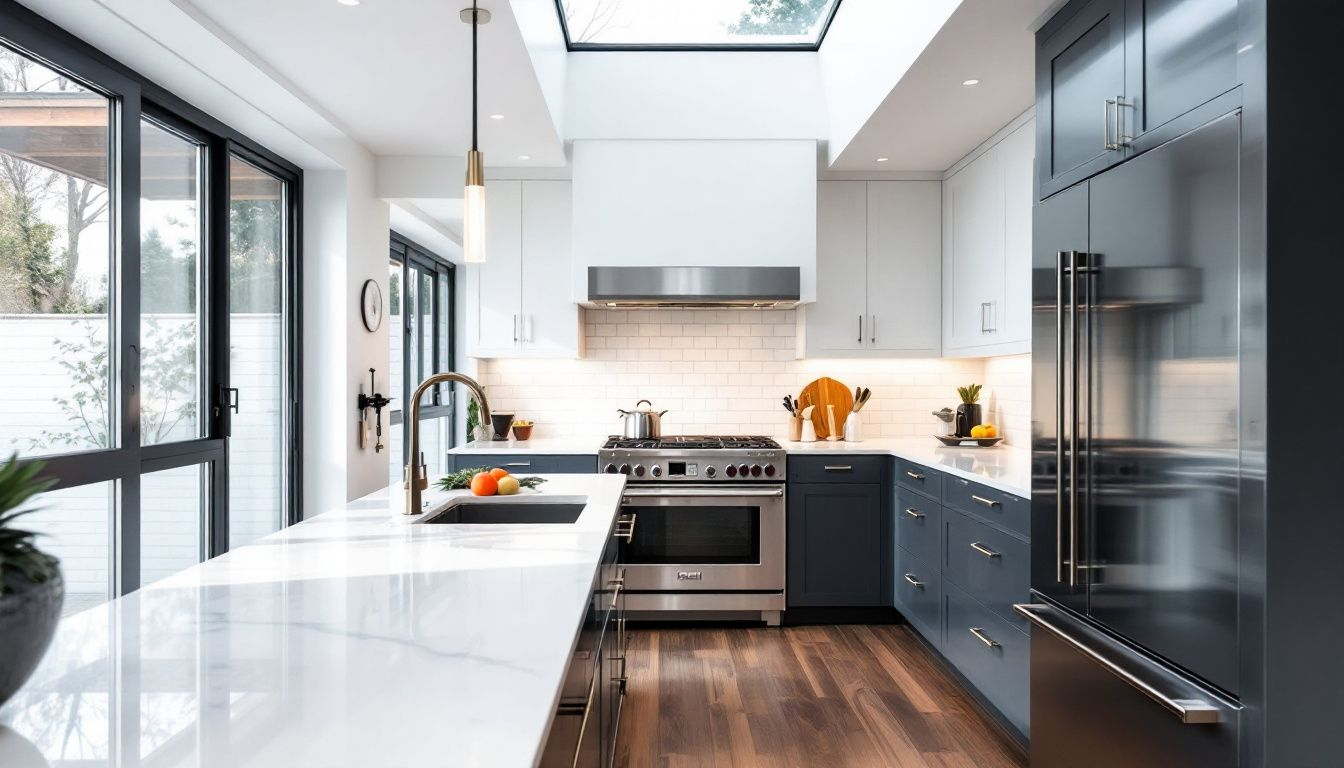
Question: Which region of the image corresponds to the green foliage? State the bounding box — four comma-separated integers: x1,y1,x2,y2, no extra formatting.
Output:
0,454,59,594
435,468,547,492
140,227,196,313
466,398,481,444
230,199,282,313
729,0,832,36
0,179,62,312
957,383,983,404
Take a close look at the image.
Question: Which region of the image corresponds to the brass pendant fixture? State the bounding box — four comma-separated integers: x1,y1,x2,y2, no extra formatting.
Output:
461,3,490,263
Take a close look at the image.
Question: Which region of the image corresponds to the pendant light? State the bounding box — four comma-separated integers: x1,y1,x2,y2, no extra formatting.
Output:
461,2,490,263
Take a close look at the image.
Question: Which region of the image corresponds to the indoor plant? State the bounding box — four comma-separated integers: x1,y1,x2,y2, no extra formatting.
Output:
955,384,983,437
0,454,61,707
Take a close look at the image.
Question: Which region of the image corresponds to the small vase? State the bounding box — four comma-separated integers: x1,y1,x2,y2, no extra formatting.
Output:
0,574,64,707
843,412,863,443
788,416,803,442
955,403,982,437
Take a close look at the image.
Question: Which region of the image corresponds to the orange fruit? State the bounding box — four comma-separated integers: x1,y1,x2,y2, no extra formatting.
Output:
970,425,988,438
470,472,498,496
489,467,509,480
983,424,998,438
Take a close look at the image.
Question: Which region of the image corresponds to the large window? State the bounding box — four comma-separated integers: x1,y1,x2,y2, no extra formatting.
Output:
556,0,843,50
387,233,454,489
0,6,301,616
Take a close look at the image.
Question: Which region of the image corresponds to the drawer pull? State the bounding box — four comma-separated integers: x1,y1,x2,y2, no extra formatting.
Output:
505,462,532,467
905,470,925,481
969,627,1001,648
971,494,1000,508
970,542,1001,559
903,507,925,519
903,573,925,588
823,465,853,472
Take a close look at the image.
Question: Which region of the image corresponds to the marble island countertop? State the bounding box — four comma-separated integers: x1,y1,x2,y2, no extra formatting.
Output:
0,474,628,768
451,436,1033,498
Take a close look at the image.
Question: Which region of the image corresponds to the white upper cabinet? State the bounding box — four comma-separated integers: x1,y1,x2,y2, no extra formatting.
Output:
467,180,583,358
942,116,1035,357
805,180,941,358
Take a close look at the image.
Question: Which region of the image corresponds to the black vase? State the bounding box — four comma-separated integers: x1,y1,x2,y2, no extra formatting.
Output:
0,574,64,707
955,403,982,437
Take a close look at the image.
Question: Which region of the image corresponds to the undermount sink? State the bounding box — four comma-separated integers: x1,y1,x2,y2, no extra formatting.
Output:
418,499,586,525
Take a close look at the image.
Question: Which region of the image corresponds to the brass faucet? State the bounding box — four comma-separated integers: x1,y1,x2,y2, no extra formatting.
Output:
404,372,492,516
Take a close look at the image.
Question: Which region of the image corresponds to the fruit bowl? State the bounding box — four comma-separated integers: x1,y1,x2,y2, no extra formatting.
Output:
934,434,1004,447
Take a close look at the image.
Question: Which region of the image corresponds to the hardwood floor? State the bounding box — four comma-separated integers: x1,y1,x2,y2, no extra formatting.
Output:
614,624,1027,768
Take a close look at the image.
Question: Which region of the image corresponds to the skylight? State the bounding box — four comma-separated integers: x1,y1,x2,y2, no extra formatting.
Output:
557,0,843,50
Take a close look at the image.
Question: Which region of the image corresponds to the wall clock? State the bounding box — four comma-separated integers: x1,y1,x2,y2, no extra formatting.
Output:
360,278,383,332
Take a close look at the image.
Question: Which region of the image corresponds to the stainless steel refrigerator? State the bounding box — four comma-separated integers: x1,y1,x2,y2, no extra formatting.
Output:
1020,111,1244,766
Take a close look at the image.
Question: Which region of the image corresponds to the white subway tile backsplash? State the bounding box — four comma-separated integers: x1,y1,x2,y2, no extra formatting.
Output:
480,311,1033,446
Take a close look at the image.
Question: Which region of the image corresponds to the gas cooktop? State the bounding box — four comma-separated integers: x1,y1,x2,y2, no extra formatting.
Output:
601,435,782,451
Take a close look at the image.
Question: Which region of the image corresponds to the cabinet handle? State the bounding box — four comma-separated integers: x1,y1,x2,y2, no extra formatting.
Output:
823,465,853,472
905,470,925,481
981,302,991,333
903,573,925,588
903,507,925,519
1114,95,1132,148
1104,98,1117,150
858,315,863,344
971,494,1000,508
512,313,518,343
870,314,876,344
970,542,1001,559
505,462,531,467
969,627,1000,648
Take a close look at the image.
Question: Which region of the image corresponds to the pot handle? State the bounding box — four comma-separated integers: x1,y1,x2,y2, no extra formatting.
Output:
636,399,653,408
616,409,630,417
657,410,668,417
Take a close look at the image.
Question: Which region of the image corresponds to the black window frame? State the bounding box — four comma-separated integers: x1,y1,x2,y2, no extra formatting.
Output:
388,232,456,455
552,0,844,52
0,0,303,596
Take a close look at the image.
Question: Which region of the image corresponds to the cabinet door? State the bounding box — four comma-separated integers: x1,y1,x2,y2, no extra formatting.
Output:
787,482,884,607
866,181,941,355
998,120,1035,349
942,148,1004,355
1036,0,1130,198
806,182,868,355
521,181,582,356
1129,0,1238,145
470,180,522,354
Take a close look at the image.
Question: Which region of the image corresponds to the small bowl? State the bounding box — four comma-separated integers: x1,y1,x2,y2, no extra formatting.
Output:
512,423,534,441
489,413,515,441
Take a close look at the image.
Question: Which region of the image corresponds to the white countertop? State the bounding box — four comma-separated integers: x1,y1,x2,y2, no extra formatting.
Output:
0,474,628,768
450,436,1032,498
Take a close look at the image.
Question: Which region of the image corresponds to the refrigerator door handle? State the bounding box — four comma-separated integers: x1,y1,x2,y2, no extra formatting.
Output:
1068,251,1081,587
1014,603,1231,725
1055,251,1068,584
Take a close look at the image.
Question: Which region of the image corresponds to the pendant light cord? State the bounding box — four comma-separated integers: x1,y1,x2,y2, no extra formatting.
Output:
471,0,478,152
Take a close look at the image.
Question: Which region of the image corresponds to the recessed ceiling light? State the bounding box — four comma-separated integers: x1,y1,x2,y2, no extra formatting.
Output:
876,157,890,163
517,154,531,161
962,78,981,86
489,113,505,120
336,0,359,5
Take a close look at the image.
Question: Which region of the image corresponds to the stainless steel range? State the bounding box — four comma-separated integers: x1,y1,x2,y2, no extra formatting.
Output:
599,436,786,625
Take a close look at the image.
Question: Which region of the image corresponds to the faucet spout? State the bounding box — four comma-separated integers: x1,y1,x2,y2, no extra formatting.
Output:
404,372,491,515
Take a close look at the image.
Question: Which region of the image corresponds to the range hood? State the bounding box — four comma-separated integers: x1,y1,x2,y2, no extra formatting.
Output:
585,266,801,309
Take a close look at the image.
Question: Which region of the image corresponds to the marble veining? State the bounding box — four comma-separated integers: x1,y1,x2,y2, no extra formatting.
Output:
0,474,627,768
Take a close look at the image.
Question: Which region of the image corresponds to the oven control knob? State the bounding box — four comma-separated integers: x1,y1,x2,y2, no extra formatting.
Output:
763,464,777,477
750,464,763,477
618,463,632,475
651,465,663,478
724,464,737,478
738,464,751,478
704,466,715,478
604,463,618,474
633,464,646,477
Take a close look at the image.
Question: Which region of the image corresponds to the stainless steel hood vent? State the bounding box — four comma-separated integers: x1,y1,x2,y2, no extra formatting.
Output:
585,266,801,309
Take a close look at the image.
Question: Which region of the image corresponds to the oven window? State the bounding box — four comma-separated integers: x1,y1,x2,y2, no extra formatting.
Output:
623,505,761,565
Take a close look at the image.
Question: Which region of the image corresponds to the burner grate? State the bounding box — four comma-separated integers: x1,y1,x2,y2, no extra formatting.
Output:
602,435,782,450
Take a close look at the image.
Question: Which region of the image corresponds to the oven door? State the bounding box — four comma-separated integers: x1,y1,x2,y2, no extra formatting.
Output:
618,485,785,593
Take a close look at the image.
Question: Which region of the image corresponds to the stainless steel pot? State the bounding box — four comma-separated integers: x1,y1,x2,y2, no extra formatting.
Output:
617,399,668,439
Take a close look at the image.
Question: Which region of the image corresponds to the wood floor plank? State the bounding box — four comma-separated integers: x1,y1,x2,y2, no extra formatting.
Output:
615,624,1027,768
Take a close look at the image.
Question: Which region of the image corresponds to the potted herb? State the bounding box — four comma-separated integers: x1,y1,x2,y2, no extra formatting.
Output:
0,455,61,707
955,384,983,438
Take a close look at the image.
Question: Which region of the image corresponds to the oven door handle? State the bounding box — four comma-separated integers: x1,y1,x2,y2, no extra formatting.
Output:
621,487,785,499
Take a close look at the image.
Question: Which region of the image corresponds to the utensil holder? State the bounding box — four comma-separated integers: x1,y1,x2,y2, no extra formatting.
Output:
843,412,863,443
788,416,803,442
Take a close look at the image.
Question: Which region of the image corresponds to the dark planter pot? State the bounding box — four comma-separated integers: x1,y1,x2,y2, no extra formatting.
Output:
0,574,63,707
955,403,982,437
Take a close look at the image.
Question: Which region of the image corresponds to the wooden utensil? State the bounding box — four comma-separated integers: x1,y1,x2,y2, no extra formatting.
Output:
797,377,854,440
825,404,840,442
853,387,872,412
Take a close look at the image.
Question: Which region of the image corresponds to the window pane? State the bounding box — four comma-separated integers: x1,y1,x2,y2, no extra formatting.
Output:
561,0,841,47
141,463,205,587
24,480,115,616
140,120,203,445
228,156,285,550
0,45,113,457
388,258,402,409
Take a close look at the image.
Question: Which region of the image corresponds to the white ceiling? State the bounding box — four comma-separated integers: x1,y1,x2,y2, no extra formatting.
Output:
830,0,1058,171
180,0,567,165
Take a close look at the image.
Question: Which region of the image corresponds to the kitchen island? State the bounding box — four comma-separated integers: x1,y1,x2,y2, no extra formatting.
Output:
0,474,628,768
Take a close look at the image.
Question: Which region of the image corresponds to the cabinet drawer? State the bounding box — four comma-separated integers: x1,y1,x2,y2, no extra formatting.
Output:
944,510,1030,631
896,491,942,567
943,583,1030,736
943,477,1030,538
788,455,886,485
896,459,942,500
894,546,942,647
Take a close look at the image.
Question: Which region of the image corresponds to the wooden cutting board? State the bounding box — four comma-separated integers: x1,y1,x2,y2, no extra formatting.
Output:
797,377,854,440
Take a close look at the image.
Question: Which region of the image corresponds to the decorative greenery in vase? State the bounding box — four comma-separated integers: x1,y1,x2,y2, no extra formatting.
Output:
956,383,982,404
954,384,983,438
0,456,58,594
0,454,65,708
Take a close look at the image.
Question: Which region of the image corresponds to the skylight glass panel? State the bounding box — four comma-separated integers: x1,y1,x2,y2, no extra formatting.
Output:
558,0,843,49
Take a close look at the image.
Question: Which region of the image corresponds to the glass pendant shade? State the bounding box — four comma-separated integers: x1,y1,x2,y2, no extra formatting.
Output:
463,149,486,264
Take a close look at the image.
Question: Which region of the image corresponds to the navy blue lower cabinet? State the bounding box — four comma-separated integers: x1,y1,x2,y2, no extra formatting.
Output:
943,582,1030,738
447,454,597,474
787,480,885,607
893,545,942,647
